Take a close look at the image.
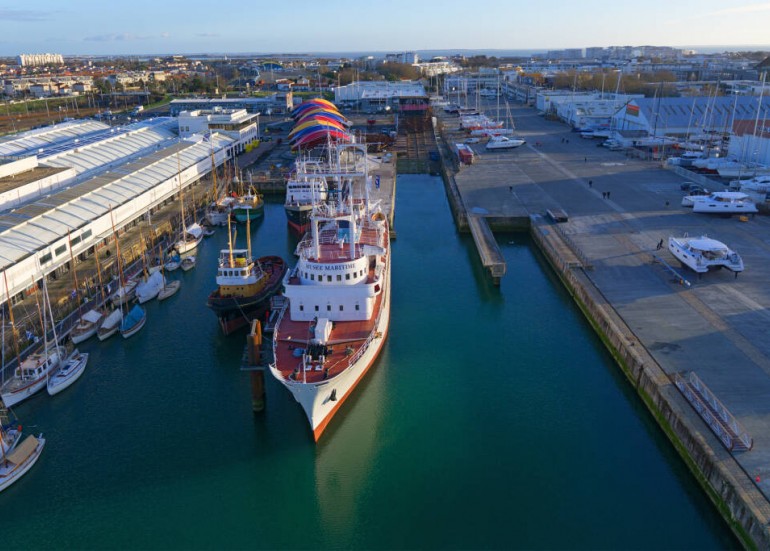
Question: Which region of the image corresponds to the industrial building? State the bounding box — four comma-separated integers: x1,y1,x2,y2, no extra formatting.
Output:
334,81,428,113
169,93,293,116
0,118,237,306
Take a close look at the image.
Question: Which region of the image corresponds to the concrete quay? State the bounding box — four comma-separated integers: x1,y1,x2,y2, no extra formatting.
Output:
438,102,770,548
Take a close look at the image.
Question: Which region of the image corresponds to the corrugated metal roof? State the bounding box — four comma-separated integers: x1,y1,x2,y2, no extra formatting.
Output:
42,119,179,182
0,133,232,270
0,120,109,158
633,96,770,130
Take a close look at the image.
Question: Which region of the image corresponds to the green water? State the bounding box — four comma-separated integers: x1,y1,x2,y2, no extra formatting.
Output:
0,175,736,549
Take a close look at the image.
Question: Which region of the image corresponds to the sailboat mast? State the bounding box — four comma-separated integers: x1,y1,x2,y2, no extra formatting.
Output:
31,277,46,352
227,209,234,267
3,271,21,371
177,151,186,231
67,231,83,323
109,206,127,316
43,273,60,351
246,207,252,261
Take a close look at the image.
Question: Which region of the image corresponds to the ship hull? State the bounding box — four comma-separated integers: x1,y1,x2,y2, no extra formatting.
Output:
233,206,264,223
271,262,391,441
284,204,312,236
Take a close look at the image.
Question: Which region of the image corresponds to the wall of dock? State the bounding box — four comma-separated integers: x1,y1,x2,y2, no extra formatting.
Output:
530,222,770,550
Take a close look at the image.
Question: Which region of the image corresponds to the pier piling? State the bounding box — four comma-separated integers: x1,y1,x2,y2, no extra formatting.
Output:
242,319,265,413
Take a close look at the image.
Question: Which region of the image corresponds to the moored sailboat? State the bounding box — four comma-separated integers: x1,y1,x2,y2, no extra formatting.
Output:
0,428,45,493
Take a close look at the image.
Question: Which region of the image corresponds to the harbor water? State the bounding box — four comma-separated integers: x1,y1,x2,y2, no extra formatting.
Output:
0,175,736,549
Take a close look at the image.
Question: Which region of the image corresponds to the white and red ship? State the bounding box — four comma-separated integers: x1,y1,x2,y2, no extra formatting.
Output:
270,143,390,441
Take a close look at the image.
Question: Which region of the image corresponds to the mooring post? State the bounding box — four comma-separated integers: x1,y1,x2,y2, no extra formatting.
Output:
248,319,265,413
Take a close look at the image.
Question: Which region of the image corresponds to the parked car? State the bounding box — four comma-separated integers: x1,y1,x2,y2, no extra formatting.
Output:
680,181,696,191
464,137,480,144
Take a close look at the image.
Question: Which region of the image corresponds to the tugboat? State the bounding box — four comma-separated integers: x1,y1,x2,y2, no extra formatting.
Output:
205,217,286,335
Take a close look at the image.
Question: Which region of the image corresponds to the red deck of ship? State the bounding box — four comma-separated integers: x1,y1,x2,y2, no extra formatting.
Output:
273,288,383,384
274,220,387,385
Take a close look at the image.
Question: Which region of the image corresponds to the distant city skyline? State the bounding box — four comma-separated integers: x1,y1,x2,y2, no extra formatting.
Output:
1,0,770,57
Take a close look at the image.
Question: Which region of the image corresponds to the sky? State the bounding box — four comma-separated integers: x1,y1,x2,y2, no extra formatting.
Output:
1,0,769,57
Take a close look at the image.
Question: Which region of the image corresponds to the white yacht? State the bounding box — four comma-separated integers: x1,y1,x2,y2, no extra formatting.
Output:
485,135,526,150
668,236,744,275
691,192,757,214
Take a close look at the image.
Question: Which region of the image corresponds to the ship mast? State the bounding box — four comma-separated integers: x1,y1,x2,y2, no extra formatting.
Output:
3,271,21,373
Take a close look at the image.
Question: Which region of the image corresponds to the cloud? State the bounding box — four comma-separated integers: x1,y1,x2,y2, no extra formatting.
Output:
0,8,50,21
84,32,169,42
196,32,220,38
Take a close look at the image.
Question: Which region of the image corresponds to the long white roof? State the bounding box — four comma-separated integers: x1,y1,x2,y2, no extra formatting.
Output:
0,133,232,270
0,120,109,158
43,119,179,181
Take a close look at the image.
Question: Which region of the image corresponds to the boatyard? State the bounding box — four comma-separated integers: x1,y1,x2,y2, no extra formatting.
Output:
436,100,770,547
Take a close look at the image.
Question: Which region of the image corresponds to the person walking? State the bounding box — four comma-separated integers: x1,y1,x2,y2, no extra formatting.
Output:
657,239,664,250
588,180,593,188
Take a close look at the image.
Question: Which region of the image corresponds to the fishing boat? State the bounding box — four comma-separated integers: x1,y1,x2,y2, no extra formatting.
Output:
0,430,45,493
206,209,286,335
284,163,329,236
97,308,122,341
180,256,196,272
206,251,286,335
134,270,165,304
47,349,89,396
70,309,104,344
120,304,146,339
668,235,744,275
691,192,758,214
269,143,391,441
232,188,265,223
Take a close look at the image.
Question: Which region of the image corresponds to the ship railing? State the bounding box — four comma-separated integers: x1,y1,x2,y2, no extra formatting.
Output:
345,275,388,369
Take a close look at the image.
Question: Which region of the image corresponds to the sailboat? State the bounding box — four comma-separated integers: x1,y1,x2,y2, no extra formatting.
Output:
205,151,235,226
0,419,45,493
485,100,525,149
174,152,203,254
47,349,89,396
1,278,64,408
157,254,181,301
66,231,104,344
134,231,166,304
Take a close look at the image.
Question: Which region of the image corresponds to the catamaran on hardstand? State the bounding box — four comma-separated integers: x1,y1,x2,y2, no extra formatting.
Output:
270,143,391,441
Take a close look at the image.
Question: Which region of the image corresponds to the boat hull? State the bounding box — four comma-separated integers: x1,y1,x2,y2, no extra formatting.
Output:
47,352,88,396
0,435,45,494
1,377,47,408
70,324,98,344
285,204,312,236
206,256,287,336
233,206,264,223
271,262,391,441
